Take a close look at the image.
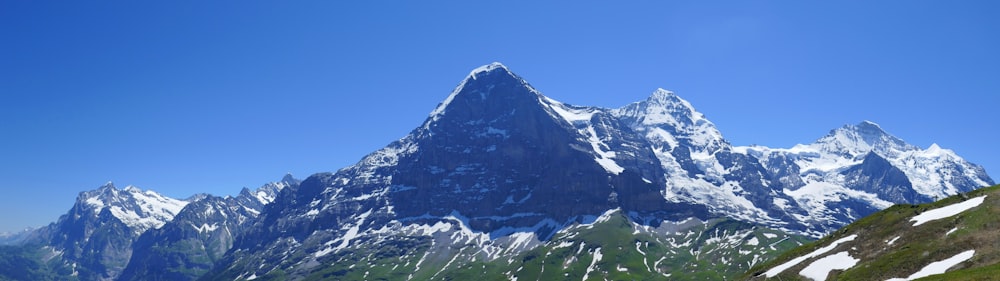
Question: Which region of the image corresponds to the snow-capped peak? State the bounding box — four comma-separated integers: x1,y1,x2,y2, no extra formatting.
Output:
812,121,918,159
612,88,727,153
738,121,993,213
925,143,947,155
77,183,189,234
645,88,685,107
859,120,881,129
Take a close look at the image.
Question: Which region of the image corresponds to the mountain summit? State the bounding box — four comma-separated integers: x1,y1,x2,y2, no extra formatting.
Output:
813,120,919,158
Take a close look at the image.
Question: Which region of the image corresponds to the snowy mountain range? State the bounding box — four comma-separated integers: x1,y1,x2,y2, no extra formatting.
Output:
1,62,992,280
198,63,991,280
18,176,297,281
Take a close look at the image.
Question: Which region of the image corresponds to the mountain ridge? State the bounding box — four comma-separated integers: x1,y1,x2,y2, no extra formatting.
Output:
197,62,991,280
2,62,992,281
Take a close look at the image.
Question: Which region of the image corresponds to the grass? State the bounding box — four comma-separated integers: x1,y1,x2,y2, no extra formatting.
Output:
439,211,806,281
743,184,1000,281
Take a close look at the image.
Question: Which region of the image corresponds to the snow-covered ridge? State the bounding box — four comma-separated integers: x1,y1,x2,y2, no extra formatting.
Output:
77,176,293,235
738,120,992,202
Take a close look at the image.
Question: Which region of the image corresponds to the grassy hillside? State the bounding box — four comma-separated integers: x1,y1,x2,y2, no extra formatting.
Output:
439,212,809,281
0,244,76,281
744,184,1000,281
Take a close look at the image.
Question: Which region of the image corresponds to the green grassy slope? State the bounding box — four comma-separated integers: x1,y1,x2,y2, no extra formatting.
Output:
440,212,809,281
744,184,1000,281
0,244,76,281
205,210,808,281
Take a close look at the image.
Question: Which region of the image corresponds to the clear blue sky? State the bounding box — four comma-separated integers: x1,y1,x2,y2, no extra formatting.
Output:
1,1,997,233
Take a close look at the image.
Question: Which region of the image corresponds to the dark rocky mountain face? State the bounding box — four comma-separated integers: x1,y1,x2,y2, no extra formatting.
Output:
207,64,715,280
391,65,707,235
842,152,925,203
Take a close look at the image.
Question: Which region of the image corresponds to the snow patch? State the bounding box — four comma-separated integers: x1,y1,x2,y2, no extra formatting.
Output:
191,223,219,233
911,196,986,226
764,234,857,277
315,209,373,258
255,191,276,204
544,98,596,124
582,247,603,281
583,125,624,174
84,197,105,213
887,236,900,246
886,250,975,281
799,251,859,281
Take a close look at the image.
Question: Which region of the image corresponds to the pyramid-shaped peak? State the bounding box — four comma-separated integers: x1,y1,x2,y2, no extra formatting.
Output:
281,173,299,184
644,88,693,107
649,88,676,99
88,181,119,196
98,181,116,191
427,62,541,123
468,62,510,77
124,185,142,193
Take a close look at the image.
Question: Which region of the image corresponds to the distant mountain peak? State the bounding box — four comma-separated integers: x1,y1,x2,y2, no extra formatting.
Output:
619,88,711,128
849,120,889,138
814,121,917,158
859,119,881,128
645,88,681,105
75,183,190,234
612,88,727,153
281,173,299,185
